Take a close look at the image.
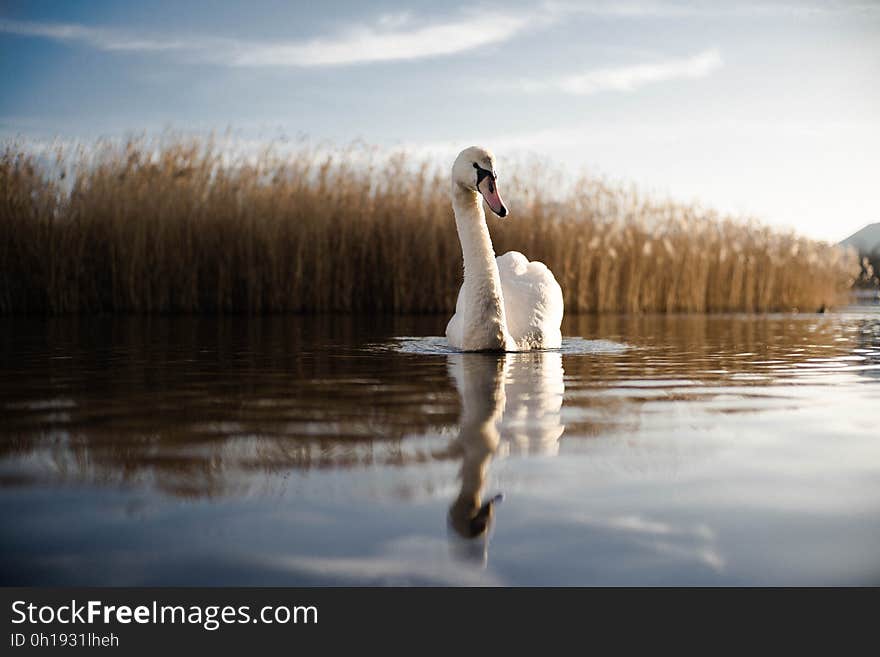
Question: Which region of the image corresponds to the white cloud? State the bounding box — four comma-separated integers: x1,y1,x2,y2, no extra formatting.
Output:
230,12,532,66
2,1,872,67
554,0,880,19
517,48,723,96
0,10,536,68
0,18,198,52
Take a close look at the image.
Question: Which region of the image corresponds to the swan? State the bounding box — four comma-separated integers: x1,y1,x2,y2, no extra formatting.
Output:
445,146,563,352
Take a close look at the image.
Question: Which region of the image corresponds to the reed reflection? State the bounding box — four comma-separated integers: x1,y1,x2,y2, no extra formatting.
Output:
446,351,565,562
1,313,877,497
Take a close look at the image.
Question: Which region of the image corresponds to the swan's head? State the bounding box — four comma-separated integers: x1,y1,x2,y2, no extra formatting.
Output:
452,146,508,218
449,493,504,540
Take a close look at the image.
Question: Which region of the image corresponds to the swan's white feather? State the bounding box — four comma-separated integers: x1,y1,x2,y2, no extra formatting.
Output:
496,251,563,350
447,251,563,351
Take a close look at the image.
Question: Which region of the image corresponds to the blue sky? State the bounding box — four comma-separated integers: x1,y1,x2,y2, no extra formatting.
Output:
1,0,878,241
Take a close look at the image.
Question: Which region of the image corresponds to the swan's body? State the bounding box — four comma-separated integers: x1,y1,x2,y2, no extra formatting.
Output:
445,147,563,352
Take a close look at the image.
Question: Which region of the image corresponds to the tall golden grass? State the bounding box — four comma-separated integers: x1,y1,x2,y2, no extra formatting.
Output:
0,136,858,315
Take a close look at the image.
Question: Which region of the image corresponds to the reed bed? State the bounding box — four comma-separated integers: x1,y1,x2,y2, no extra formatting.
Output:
0,137,858,315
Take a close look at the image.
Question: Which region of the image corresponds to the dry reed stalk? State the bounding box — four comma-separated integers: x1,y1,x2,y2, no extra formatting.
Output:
0,137,859,316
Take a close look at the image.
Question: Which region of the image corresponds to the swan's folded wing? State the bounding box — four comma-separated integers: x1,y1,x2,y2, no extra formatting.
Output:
496,251,563,349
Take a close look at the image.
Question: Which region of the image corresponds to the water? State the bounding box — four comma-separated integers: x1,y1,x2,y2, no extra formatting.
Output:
1,311,879,586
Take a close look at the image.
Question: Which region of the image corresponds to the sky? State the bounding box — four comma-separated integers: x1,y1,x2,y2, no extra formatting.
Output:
1,0,878,242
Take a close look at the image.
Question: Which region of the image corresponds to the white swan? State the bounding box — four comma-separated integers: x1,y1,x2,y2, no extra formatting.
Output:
445,146,563,352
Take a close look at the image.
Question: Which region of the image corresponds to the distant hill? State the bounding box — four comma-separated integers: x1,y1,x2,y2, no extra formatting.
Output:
840,223,880,254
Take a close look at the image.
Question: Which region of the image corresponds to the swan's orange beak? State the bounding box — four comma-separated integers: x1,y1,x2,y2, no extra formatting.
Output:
478,175,508,218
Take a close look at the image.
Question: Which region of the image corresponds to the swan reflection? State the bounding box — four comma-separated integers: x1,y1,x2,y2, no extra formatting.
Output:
446,351,565,561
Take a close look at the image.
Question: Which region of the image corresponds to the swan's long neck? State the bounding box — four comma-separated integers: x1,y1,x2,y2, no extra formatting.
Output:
453,185,509,344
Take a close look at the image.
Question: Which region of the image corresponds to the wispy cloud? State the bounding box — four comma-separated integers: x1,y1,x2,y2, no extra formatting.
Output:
554,0,880,18
515,48,723,96
0,9,536,67
0,18,198,52
2,1,872,67
230,12,533,66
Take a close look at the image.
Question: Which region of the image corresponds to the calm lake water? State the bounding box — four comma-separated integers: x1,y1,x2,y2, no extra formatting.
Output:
1,311,879,586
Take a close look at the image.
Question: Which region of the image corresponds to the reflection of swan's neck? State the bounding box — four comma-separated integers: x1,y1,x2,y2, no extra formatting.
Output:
449,355,507,538
453,400,501,520
452,185,508,336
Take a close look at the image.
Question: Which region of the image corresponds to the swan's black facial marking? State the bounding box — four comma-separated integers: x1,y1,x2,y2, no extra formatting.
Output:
472,162,496,187
473,160,507,217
